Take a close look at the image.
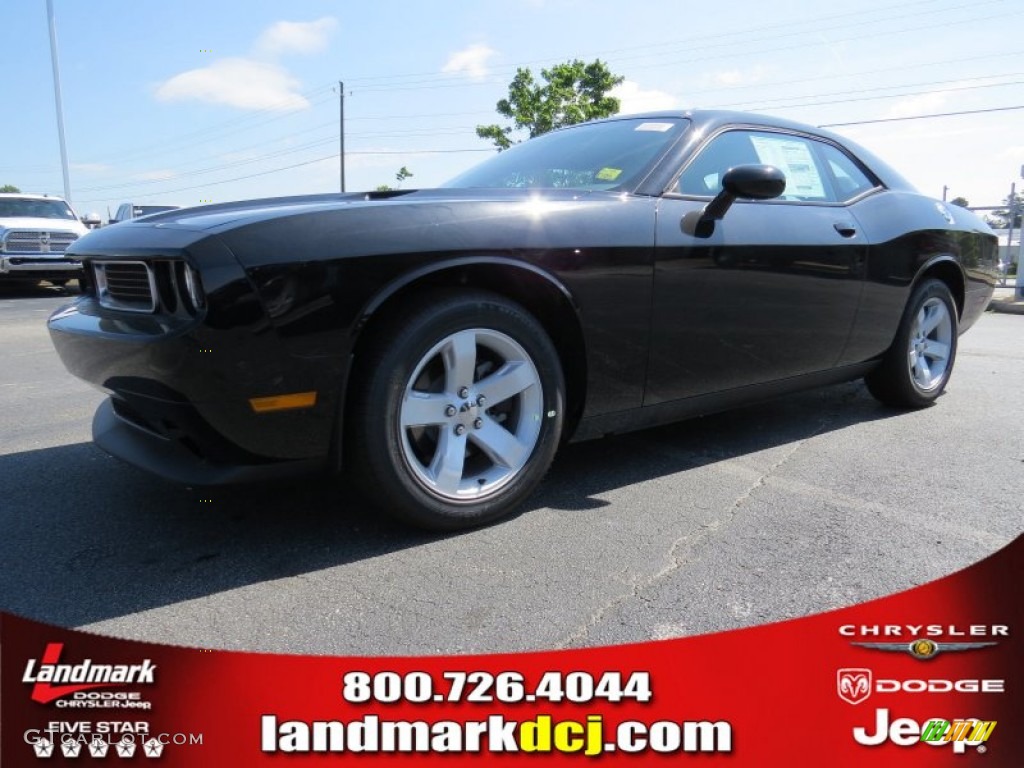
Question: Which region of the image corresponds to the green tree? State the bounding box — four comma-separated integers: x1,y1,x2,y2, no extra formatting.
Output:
476,59,624,151
994,192,1024,228
0,184,20,193
949,196,969,208
375,166,414,192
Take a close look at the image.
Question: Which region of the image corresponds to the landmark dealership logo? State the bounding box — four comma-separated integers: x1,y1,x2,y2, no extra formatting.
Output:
22,643,157,705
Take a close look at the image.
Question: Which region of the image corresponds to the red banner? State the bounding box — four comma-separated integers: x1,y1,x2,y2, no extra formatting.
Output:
3,535,1020,765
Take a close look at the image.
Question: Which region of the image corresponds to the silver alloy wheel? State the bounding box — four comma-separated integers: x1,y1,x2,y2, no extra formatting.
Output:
399,328,544,503
907,296,953,391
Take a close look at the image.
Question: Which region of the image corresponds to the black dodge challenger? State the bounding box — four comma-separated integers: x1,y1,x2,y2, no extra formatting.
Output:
48,111,998,529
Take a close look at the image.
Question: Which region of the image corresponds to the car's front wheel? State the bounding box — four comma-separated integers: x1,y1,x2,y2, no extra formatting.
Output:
865,278,958,407
349,291,565,530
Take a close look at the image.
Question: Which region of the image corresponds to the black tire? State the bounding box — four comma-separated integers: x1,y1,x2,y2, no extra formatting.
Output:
865,278,958,408
348,290,565,530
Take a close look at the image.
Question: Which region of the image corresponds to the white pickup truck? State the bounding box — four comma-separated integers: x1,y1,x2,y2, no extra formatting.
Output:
0,193,88,286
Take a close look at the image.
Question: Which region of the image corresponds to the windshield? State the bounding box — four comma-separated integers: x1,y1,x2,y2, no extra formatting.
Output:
445,117,689,191
0,197,76,220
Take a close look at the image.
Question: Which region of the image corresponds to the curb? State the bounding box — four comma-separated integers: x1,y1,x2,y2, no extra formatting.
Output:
988,297,1024,315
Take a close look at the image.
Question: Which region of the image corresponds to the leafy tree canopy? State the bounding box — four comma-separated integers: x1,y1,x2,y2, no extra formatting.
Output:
476,59,624,151
375,166,415,192
994,192,1024,228
949,196,969,208
0,184,20,193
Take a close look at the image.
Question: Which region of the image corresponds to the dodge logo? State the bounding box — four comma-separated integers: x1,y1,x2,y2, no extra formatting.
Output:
838,668,872,705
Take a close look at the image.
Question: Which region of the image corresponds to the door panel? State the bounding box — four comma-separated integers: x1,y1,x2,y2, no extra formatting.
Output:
645,198,866,405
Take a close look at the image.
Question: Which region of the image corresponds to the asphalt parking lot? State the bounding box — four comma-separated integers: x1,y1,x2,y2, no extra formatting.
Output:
1,281,1021,655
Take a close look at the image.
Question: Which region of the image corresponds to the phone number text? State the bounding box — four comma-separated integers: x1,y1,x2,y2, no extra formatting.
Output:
342,671,652,705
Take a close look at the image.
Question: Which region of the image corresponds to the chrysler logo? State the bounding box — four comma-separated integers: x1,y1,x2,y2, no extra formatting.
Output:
837,668,872,705
850,639,997,660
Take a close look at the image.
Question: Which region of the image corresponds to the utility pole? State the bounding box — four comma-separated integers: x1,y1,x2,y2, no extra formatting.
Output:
46,0,71,203
1018,168,1024,299
1007,182,1016,288
339,81,346,193
942,185,948,201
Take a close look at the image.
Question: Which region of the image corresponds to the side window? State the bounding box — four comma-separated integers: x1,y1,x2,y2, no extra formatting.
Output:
676,131,760,196
817,143,877,201
675,130,836,203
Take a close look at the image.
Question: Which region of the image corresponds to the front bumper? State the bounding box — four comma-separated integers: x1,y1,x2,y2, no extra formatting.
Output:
1,255,83,277
93,398,327,485
48,292,341,468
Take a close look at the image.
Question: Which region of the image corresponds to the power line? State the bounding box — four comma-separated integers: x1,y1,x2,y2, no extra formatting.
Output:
352,1,1020,93
73,148,494,204
345,0,1002,89
820,104,1024,127
736,79,1024,112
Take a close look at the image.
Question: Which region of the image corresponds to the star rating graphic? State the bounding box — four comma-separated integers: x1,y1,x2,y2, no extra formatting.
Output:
115,738,137,758
89,737,110,758
61,739,83,757
143,738,165,758
33,737,54,758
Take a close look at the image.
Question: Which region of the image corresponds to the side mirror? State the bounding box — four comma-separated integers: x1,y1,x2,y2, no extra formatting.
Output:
682,164,786,238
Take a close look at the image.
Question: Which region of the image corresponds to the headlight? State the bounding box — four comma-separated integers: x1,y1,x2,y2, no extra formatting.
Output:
183,264,205,310
174,261,205,313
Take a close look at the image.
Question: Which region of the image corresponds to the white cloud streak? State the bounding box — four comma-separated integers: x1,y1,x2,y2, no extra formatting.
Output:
155,58,309,111
442,44,497,80
611,81,678,114
255,17,337,56
154,17,336,112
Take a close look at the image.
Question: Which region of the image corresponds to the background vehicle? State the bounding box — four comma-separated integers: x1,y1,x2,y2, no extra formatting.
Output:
0,193,87,287
108,203,180,226
48,111,999,529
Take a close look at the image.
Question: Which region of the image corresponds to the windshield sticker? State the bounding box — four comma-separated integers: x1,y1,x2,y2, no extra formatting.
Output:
635,122,674,132
749,136,825,198
596,167,623,181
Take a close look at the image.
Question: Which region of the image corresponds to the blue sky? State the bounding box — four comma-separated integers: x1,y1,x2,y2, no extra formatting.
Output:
3,0,1023,218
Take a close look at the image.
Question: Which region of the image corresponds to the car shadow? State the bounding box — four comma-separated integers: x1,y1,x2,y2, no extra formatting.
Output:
0,380,902,628
0,280,78,299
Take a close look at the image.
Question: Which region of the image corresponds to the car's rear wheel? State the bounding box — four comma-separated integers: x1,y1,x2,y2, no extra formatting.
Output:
865,278,958,407
349,291,565,530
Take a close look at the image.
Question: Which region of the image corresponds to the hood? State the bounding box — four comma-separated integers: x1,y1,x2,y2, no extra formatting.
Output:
66,187,646,267
124,188,612,233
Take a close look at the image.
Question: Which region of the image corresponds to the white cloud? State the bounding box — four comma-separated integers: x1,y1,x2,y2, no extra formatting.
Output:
136,169,177,181
155,58,309,111
154,18,336,112
711,65,768,87
610,80,678,114
442,44,497,80
885,92,948,119
71,163,110,173
255,17,337,56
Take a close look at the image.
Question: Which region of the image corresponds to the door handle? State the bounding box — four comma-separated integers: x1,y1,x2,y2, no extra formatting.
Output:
834,222,857,237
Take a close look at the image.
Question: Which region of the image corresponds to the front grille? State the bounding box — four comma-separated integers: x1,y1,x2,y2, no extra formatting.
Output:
90,259,203,317
2,229,78,254
94,261,156,312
